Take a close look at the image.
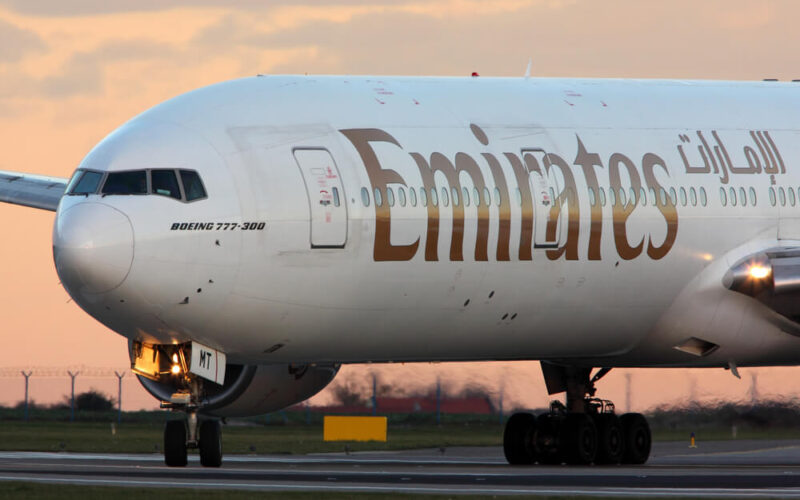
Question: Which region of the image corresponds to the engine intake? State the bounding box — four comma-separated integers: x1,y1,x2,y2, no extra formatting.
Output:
136,361,339,417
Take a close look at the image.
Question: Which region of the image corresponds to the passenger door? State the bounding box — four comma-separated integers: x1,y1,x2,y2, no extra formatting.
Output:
522,148,564,249
293,148,348,248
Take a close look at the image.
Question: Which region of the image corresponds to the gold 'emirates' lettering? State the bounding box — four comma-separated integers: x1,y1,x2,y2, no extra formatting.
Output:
340,126,679,263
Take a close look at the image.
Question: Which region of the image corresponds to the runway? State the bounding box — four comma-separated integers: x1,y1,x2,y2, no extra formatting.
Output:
3,440,800,496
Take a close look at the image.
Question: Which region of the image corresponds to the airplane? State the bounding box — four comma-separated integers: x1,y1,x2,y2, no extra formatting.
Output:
1,74,798,468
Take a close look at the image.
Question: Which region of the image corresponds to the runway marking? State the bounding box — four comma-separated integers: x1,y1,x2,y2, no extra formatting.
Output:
666,445,800,458
0,451,500,466
4,474,800,497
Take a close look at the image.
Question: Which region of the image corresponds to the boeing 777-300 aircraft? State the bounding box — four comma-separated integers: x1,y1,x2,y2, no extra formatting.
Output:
1,74,798,467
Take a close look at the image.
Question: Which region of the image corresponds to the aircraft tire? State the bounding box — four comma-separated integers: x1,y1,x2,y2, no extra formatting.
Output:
535,413,563,464
620,413,651,464
593,413,624,465
562,413,597,465
503,412,536,465
199,419,223,467
164,419,188,467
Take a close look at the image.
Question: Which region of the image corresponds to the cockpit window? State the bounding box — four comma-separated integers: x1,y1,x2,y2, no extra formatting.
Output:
151,169,182,200
102,171,147,195
67,170,104,195
73,168,205,202
179,170,207,201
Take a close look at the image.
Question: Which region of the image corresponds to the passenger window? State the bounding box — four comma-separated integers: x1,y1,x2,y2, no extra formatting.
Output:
680,187,687,207
430,188,438,206
472,188,479,207
462,187,470,207
608,187,617,206
102,170,147,195
769,187,776,206
387,187,395,207
629,188,636,205
69,170,103,195
515,188,522,206
420,187,427,207
700,187,707,207
749,187,757,206
719,187,727,207
649,187,657,204
690,187,697,206
451,187,459,206
779,187,786,206
179,170,207,201
151,169,182,200
398,187,407,207
669,187,676,206
495,187,502,206
332,187,341,207
588,187,596,206
441,187,449,207
360,187,370,207
599,187,606,206
640,188,646,206
739,187,747,207
483,187,491,206
374,188,383,207
619,188,626,206
729,187,737,207
659,188,667,206
790,187,797,207
409,187,417,206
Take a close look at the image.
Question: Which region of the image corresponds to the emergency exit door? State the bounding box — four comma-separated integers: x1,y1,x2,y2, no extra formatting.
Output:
293,149,347,248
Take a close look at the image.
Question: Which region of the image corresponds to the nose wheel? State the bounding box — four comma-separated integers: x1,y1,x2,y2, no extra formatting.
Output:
163,410,223,467
199,420,223,467
164,419,188,467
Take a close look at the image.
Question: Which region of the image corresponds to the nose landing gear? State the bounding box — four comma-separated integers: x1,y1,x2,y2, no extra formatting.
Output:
162,382,223,467
503,364,651,466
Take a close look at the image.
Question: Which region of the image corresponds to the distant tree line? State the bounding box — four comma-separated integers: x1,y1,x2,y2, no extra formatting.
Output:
13,389,114,412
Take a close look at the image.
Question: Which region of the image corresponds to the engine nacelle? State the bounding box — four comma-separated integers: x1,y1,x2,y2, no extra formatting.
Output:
137,363,339,417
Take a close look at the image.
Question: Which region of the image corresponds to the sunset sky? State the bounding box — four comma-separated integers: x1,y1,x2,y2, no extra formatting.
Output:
1,0,799,411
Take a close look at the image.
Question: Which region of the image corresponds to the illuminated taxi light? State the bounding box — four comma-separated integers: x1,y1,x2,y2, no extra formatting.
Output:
171,364,181,375
171,353,179,363
749,265,771,279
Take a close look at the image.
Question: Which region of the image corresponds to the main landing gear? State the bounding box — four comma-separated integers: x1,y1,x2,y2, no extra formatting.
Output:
161,363,223,467
503,364,651,466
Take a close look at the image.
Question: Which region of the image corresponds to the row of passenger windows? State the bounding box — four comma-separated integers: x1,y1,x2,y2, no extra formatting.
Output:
360,186,505,209
67,168,207,202
767,186,800,207
359,185,714,209
357,184,800,210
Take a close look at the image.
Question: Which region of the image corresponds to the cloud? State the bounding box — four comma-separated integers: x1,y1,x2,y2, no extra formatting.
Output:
0,0,400,16
0,39,179,100
0,18,45,62
188,0,800,79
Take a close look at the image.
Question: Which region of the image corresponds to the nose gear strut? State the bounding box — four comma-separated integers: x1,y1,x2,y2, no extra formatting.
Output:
137,343,223,468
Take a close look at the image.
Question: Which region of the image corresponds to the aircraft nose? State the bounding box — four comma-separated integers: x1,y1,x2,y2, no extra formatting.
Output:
53,202,134,295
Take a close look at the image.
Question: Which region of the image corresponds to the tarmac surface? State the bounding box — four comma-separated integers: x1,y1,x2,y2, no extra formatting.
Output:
3,440,800,496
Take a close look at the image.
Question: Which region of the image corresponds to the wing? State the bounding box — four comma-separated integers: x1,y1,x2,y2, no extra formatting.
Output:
0,170,69,212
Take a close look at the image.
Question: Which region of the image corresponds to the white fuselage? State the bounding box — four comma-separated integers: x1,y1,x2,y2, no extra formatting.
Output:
52,76,800,369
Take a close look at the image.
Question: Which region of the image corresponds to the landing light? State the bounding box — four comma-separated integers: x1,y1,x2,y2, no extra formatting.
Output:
171,364,181,375
171,353,179,364
749,265,771,279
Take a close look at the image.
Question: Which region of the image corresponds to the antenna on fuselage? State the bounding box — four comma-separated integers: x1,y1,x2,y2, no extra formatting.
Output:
524,58,532,80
